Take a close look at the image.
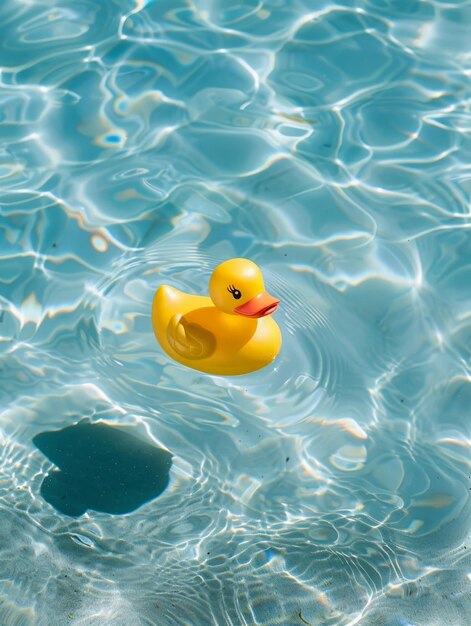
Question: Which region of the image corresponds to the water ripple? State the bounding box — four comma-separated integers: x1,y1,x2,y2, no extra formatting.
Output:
1,0,470,624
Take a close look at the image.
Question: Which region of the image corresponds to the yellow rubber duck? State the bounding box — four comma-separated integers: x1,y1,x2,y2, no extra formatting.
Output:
152,258,282,375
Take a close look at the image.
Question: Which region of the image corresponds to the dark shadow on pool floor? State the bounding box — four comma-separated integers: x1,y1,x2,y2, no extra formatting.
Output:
33,421,172,517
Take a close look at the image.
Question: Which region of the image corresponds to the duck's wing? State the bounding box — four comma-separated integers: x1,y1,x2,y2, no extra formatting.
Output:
167,314,216,360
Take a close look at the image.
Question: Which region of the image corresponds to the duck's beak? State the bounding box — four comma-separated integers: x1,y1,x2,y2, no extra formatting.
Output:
234,292,280,318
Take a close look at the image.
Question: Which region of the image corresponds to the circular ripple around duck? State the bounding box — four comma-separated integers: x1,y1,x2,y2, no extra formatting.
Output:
87,246,346,440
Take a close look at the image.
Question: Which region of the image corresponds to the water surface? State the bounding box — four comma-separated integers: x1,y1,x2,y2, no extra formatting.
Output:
0,0,470,624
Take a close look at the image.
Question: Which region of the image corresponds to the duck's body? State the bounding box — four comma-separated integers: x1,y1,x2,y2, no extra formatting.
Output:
152,259,282,376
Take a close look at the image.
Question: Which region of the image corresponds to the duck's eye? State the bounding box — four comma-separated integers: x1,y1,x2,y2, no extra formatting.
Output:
227,285,242,300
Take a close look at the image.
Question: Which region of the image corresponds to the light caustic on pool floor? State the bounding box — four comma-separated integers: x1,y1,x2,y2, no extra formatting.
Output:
0,0,470,625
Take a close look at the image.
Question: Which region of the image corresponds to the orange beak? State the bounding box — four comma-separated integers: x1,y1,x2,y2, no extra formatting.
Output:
234,292,280,318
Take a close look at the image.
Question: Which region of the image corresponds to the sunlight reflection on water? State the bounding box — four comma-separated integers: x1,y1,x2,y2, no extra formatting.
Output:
0,0,470,624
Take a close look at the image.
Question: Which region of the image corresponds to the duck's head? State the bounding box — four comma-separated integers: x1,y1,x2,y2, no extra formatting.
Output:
209,259,279,318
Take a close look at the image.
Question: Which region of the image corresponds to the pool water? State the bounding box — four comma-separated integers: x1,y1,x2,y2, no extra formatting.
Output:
1,0,470,624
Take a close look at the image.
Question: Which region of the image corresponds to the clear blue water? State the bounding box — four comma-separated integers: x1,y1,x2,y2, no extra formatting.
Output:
1,0,470,624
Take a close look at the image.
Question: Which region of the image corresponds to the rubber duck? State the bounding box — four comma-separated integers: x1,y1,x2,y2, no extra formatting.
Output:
152,258,282,375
